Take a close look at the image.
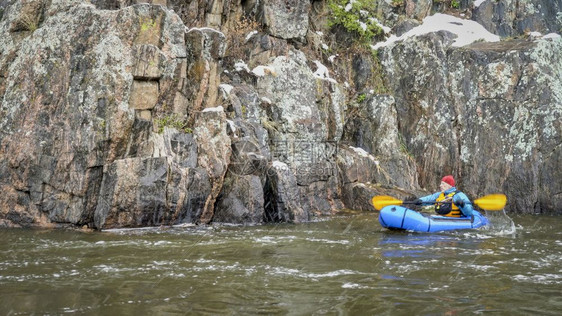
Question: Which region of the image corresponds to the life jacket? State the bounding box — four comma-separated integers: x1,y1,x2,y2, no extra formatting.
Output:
435,191,461,217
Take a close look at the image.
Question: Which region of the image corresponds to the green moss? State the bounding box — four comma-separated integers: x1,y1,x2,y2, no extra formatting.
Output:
241,104,247,118
140,17,157,33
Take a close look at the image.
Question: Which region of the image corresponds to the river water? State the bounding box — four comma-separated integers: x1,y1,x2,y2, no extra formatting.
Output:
1,211,561,315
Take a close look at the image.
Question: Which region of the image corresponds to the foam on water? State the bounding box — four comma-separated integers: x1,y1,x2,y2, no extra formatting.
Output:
483,209,517,236
268,267,370,280
304,237,350,245
513,273,562,285
342,282,371,289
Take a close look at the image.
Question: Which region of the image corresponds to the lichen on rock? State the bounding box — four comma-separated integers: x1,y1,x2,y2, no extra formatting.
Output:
1,0,562,230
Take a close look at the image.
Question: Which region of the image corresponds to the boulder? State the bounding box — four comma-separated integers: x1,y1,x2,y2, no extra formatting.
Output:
264,161,307,222
262,0,310,41
193,107,232,224
214,175,265,224
94,157,169,228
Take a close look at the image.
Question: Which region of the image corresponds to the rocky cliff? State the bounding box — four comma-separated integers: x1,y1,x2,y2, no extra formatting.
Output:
0,0,561,228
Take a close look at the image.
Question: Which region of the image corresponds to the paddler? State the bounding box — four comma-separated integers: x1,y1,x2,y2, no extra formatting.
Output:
410,175,474,217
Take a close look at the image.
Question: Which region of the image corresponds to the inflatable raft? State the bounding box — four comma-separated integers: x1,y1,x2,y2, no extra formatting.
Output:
378,205,489,232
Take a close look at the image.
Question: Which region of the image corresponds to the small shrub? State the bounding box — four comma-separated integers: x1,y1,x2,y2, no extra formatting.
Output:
356,93,367,103
398,132,414,159
225,16,261,61
21,13,39,32
327,0,383,45
154,114,192,134
433,0,460,8
370,49,388,94
260,117,280,134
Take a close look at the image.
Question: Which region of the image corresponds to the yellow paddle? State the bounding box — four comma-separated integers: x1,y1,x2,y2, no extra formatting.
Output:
473,194,507,211
371,194,507,211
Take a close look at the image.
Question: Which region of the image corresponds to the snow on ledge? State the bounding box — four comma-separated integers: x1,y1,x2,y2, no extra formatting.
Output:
202,106,224,113
372,13,500,50
350,146,379,165
245,30,258,42
219,84,234,96
187,27,225,37
474,0,487,7
234,61,250,72
522,32,560,41
345,0,357,12
543,33,561,40
261,97,272,104
272,161,289,169
226,119,237,134
252,65,276,77
372,17,392,34
313,60,337,84
351,146,369,157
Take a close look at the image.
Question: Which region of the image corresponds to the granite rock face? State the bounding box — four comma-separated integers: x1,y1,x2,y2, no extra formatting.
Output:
379,34,562,214
1,0,562,229
0,1,233,228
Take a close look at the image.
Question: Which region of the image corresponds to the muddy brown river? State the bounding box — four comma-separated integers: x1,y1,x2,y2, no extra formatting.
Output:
1,211,560,315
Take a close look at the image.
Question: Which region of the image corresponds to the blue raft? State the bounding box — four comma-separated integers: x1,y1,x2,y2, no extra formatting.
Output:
378,205,489,232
